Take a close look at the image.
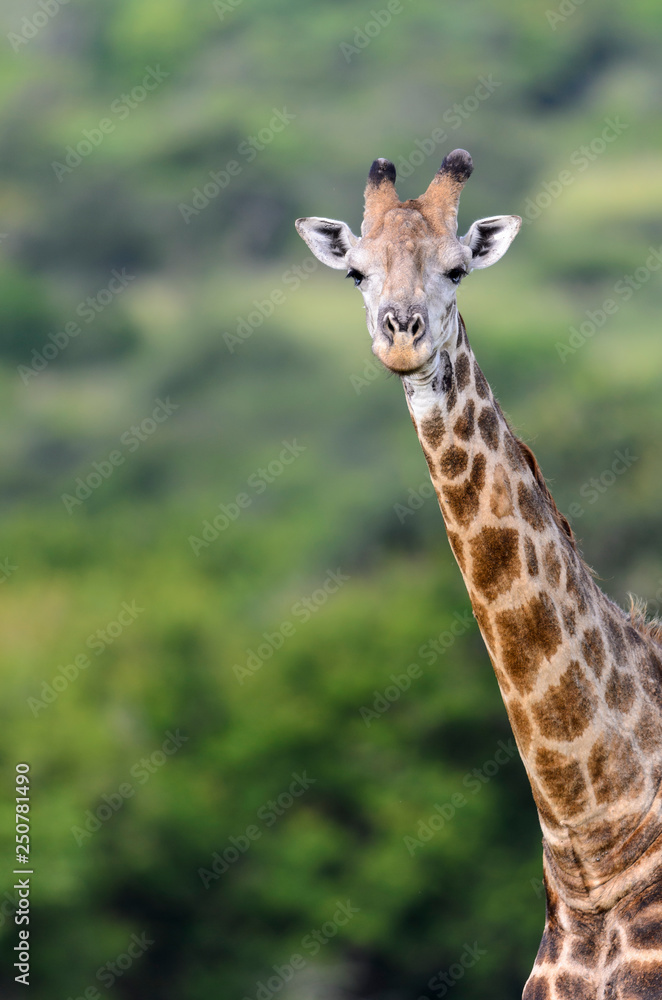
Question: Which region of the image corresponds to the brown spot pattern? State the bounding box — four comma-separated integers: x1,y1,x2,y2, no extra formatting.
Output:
628,919,662,949
473,600,495,652
439,445,468,480
535,746,588,817
581,627,605,678
442,453,486,528
570,933,600,968
532,661,596,742
603,613,627,662
469,526,521,603
536,924,562,964
522,976,550,1000
453,398,475,440
555,971,598,999
477,405,500,450
635,706,662,750
470,451,486,487
445,376,457,414
474,360,489,399
626,623,645,647
420,406,445,449
588,732,643,805
543,542,562,588
509,699,533,754
612,962,662,994
605,667,636,713
455,353,471,391
524,537,538,576
639,649,662,713
518,481,547,531
626,883,662,945
421,446,436,473
495,592,562,694
565,552,590,615
504,433,525,471
489,464,513,518
561,603,576,635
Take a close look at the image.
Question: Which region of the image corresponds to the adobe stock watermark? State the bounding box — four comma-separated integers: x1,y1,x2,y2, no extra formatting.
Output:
418,942,487,999
213,0,244,19
0,888,22,931
240,901,360,1000
71,730,188,845
65,931,154,999
563,449,638,526
521,117,628,225
198,771,315,887
0,558,17,582
52,67,169,181
404,739,518,855
178,107,296,223
188,439,306,554
223,257,319,352
360,609,473,727
61,397,179,513
394,478,439,523
339,0,406,62
8,0,70,52
394,76,501,180
349,356,383,395
18,268,135,383
27,601,144,716
545,0,586,30
530,877,546,900
555,244,662,362
233,568,351,684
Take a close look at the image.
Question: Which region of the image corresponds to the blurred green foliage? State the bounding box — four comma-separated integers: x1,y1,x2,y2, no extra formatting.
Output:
0,1,661,997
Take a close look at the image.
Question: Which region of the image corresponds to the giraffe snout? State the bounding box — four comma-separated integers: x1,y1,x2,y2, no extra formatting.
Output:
373,305,433,373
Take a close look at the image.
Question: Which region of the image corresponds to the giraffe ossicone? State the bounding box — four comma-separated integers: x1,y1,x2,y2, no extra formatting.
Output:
296,149,662,998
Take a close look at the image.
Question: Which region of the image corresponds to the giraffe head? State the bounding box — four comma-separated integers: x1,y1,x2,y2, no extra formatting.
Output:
296,149,521,374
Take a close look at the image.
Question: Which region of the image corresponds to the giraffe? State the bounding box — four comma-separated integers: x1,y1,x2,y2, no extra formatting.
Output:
296,149,662,998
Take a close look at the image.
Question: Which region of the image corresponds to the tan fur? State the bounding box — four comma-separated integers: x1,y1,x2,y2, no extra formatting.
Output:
362,176,400,236
629,594,662,644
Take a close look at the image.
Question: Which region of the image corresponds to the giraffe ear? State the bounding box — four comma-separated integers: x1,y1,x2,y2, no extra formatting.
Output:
295,217,358,270
461,215,521,269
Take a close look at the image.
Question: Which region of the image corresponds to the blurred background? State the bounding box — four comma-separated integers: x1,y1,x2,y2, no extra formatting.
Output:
0,1,661,997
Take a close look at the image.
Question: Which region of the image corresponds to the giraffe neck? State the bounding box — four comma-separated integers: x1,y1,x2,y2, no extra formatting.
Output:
401,306,662,913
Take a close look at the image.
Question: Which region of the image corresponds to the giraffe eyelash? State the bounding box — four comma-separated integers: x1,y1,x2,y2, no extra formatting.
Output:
346,268,365,287
445,268,466,285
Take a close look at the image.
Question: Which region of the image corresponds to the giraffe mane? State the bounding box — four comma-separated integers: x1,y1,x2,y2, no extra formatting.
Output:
628,593,662,644
515,438,577,551
512,442,662,644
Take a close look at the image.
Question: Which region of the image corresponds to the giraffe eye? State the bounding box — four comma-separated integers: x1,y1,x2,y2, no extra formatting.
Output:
346,268,364,287
445,268,466,285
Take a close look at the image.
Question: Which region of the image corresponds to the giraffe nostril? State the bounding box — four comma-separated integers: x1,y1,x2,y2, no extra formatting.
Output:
382,312,398,342
381,310,427,344
410,314,426,342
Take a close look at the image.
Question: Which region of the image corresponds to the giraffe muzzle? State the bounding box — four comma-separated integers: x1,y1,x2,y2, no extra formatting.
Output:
374,307,433,373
